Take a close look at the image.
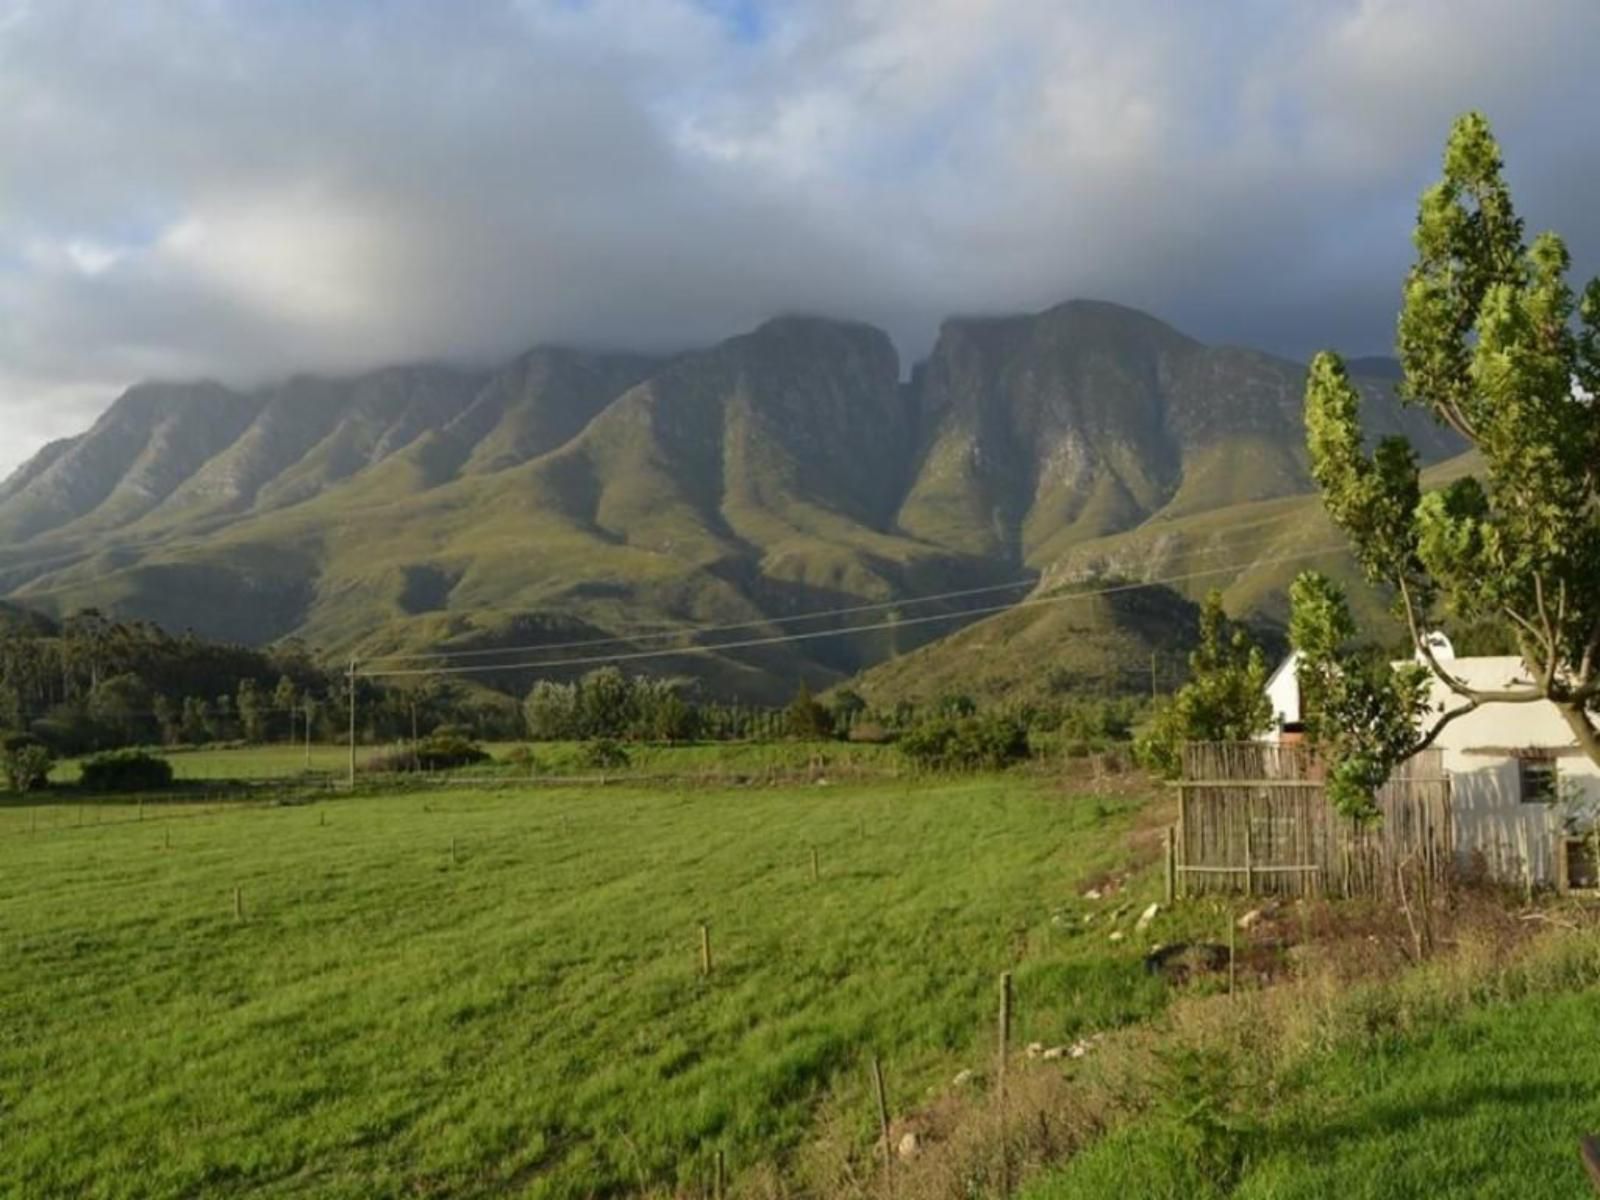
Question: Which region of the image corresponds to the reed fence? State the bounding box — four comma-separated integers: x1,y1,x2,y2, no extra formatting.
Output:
1173,742,1451,901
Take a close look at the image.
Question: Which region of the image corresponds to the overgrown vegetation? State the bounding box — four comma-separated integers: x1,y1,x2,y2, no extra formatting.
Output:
898,711,1031,772
363,730,491,774
0,608,522,757
0,732,53,792
77,749,175,792
1301,111,1600,794
1136,591,1272,777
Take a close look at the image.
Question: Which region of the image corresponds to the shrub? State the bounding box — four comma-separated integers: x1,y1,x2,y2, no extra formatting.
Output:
846,720,895,744
899,713,1031,772
579,738,629,770
366,732,490,773
79,749,174,792
785,682,835,740
506,744,544,773
1,733,54,792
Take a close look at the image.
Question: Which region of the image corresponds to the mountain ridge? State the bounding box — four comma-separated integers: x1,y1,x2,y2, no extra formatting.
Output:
0,300,1456,699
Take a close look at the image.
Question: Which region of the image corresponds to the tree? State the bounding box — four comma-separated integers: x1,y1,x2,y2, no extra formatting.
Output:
1,733,53,792
1299,112,1600,809
1136,591,1272,778
237,679,267,744
88,672,155,747
525,680,579,741
828,688,867,730
181,696,212,744
785,681,835,740
152,694,182,746
577,667,633,740
273,676,298,741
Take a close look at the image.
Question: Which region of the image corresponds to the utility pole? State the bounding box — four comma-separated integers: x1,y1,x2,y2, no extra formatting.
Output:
346,658,358,789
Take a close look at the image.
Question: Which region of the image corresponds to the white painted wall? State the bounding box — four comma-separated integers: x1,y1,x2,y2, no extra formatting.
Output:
1261,652,1302,742
1416,656,1600,885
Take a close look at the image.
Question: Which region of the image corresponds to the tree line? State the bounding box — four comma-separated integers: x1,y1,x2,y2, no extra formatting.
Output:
0,609,523,755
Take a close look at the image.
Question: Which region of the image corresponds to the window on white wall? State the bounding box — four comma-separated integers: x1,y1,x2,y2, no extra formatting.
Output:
1517,753,1558,804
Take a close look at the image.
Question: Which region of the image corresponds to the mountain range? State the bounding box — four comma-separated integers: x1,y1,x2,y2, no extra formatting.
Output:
0,300,1462,700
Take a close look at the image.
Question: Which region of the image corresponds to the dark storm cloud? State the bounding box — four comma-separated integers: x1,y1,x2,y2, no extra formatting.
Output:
3,0,1600,473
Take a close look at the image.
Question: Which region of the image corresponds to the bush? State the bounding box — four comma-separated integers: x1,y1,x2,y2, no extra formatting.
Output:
846,720,895,744
899,713,1031,772
1,733,54,792
785,683,835,740
579,738,630,770
505,744,544,773
366,732,490,773
79,749,174,792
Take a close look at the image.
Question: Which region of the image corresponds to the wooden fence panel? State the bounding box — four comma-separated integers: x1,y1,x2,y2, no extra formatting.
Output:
1175,743,1450,901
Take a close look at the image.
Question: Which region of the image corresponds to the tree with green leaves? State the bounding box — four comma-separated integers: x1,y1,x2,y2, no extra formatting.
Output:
237,679,267,744
785,681,835,740
1298,111,1600,815
1,733,53,792
272,676,298,741
1136,591,1272,778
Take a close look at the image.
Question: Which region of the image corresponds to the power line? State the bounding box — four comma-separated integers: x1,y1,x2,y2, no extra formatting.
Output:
357,508,1330,666
358,543,1350,679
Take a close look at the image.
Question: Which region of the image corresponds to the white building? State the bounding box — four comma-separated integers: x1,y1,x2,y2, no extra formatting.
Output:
1262,636,1600,887
1261,650,1305,743
1413,656,1599,887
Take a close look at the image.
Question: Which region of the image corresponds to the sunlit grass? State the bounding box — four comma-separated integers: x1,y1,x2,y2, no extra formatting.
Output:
0,774,1167,1198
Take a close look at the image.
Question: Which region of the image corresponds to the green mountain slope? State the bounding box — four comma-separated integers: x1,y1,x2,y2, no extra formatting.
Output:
0,301,1462,700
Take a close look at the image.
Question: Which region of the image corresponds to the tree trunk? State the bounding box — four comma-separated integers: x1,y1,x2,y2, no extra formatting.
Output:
1557,701,1600,770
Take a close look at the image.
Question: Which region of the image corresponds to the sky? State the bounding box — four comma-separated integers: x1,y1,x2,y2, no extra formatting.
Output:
4,0,1600,478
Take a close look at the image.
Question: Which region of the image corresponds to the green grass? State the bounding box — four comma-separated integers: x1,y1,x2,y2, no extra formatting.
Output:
1027,953,1600,1200
49,743,358,784
0,774,1174,1198
46,740,897,788
486,739,899,777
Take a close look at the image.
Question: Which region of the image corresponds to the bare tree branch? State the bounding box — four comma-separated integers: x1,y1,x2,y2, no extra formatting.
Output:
1397,575,1546,704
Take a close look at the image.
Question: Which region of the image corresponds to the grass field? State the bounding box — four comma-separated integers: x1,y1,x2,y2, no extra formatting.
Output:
1025,926,1600,1200
43,740,900,786
1,771,1175,1198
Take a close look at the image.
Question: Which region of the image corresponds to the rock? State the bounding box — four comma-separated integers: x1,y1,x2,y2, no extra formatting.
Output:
1067,1034,1105,1059
897,1132,921,1161
1136,902,1160,931
1026,1041,1045,1059
952,1069,975,1087
1237,909,1264,930
1041,1045,1068,1061
1082,887,1103,901
1108,930,1125,943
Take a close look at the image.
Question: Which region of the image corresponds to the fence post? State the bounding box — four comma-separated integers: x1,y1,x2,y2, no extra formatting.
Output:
1177,786,1188,899
1227,908,1236,997
346,657,358,789
811,846,820,884
1243,817,1254,897
997,970,1013,1193
871,1054,894,1197
997,971,1012,1091
700,923,712,976
1163,826,1175,906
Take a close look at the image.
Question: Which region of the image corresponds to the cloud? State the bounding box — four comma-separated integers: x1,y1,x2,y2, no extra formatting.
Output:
3,0,1600,476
